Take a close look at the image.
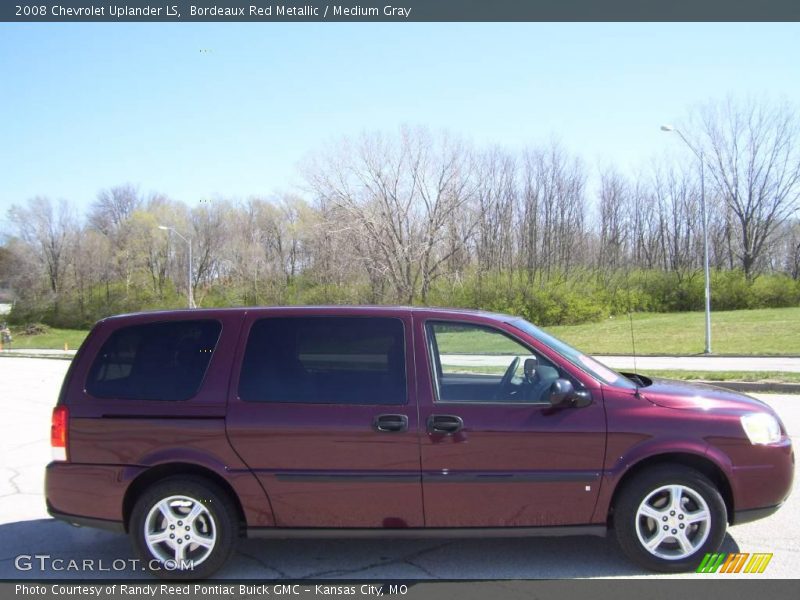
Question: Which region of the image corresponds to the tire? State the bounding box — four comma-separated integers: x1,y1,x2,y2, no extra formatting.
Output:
614,465,727,572
130,476,238,579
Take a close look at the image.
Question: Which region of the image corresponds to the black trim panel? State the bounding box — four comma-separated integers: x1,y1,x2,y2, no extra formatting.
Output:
274,472,419,482
422,471,601,483
247,525,607,539
270,470,601,483
733,503,782,525
48,507,125,533
99,414,224,419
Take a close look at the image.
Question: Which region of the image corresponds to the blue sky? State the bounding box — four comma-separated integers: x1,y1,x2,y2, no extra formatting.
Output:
1,22,798,216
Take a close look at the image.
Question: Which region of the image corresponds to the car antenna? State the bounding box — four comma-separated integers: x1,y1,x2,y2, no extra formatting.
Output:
623,265,640,391
628,311,638,381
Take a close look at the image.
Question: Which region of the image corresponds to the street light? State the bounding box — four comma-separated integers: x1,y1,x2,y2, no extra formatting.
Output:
661,124,712,354
158,225,195,309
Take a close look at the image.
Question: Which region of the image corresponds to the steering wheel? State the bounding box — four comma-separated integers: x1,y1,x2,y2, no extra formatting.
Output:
493,356,520,401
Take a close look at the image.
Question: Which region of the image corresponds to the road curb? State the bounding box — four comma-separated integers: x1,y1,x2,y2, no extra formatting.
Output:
0,352,74,361
695,380,800,394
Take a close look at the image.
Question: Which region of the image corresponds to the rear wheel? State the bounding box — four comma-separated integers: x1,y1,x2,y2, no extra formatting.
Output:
614,465,727,572
130,477,238,579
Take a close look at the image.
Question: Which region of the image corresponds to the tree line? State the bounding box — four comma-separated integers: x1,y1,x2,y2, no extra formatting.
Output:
2,97,799,329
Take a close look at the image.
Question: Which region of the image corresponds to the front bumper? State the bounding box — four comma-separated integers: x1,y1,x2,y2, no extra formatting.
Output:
728,438,794,514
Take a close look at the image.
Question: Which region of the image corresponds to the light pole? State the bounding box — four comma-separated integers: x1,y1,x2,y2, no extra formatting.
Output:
661,124,712,354
158,225,195,309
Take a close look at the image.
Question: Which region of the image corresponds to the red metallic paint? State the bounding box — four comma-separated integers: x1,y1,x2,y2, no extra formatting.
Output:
224,308,424,528
45,305,794,537
412,310,606,527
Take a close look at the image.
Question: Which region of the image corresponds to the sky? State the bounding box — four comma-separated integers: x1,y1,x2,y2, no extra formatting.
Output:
1,22,798,218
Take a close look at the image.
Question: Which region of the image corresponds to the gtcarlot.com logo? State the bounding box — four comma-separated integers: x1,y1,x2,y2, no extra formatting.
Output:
14,554,194,572
696,553,773,574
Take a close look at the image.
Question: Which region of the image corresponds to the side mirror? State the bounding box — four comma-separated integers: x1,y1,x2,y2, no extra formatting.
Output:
548,378,575,407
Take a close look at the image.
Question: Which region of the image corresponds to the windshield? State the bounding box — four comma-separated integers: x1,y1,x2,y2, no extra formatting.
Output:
509,318,638,389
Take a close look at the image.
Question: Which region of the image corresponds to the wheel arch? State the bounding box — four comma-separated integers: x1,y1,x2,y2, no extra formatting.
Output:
122,463,247,534
607,452,735,525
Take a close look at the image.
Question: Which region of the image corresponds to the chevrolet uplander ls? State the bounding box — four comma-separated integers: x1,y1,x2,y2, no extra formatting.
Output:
45,306,794,578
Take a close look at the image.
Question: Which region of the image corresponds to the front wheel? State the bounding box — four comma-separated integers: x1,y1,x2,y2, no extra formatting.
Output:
130,477,238,579
614,465,727,572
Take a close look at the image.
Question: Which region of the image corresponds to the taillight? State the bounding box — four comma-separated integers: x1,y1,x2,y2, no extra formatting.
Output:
51,406,68,461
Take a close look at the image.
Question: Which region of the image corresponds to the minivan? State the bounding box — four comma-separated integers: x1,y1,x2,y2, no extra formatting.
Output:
45,306,794,578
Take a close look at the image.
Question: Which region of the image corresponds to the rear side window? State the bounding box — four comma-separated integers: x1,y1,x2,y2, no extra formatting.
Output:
238,317,406,405
86,320,221,401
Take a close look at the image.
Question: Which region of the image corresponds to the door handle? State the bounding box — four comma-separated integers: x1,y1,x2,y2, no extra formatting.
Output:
374,414,408,433
427,414,464,434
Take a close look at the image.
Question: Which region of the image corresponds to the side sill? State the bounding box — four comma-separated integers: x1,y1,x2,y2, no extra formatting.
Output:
247,525,607,539
48,507,125,534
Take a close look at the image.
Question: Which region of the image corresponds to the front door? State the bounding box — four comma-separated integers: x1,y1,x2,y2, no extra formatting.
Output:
226,311,423,528
416,317,606,527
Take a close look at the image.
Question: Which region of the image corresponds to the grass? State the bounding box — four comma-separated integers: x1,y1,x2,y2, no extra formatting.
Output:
547,307,800,356
436,329,523,354
3,327,88,351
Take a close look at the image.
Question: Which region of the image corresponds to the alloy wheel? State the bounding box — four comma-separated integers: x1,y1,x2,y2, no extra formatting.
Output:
635,484,712,560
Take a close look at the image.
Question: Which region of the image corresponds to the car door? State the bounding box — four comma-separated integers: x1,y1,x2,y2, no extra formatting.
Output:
415,315,606,527
225,309,424,528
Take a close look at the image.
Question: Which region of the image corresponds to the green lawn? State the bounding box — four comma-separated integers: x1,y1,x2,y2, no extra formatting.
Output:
437,307,800,356
4,328,88,351
547,307,800,356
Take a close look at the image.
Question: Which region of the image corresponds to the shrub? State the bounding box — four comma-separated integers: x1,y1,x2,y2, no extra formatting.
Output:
749,275,800,308
710,270,751,310
11,266,800,330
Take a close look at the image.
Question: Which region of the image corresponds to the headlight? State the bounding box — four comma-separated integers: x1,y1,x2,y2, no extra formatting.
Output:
740,413,782,445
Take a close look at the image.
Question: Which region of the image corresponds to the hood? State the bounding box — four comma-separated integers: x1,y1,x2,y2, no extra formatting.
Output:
639,377,771,413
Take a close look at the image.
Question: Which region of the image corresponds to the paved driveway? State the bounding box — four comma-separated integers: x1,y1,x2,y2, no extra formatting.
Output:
1,358,797,579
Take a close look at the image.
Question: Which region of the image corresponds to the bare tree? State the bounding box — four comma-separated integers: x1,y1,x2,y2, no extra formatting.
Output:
306,127,478,303
89,184,141,236
650,166,703,278
190,201,230,304
474,148,517,277
72,228,112,317
597,169,630,273
519,143,587,283
691,98,800,278
7,197,76,312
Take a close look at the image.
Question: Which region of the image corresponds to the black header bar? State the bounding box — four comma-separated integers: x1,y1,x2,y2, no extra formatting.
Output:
3,1,800,22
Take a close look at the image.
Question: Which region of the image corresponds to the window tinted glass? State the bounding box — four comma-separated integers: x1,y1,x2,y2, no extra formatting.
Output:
87,320,221,401
239,317,406,405
428,321,561,404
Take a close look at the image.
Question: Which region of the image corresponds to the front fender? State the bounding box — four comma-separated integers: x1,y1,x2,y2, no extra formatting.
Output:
591,436,734,524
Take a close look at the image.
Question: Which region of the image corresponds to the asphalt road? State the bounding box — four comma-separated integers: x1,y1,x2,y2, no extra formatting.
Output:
0,358,797,580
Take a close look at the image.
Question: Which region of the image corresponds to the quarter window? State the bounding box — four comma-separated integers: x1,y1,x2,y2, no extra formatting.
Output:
238,317,407,405
86,320,221,401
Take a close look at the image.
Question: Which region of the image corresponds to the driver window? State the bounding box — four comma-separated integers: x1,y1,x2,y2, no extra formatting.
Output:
427,321,560,404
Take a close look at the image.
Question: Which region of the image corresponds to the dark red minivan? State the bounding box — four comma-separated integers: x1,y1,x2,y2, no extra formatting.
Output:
45,306,793,578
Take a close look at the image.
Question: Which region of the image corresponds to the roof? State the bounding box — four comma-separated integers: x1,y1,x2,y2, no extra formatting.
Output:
102,305,517,323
